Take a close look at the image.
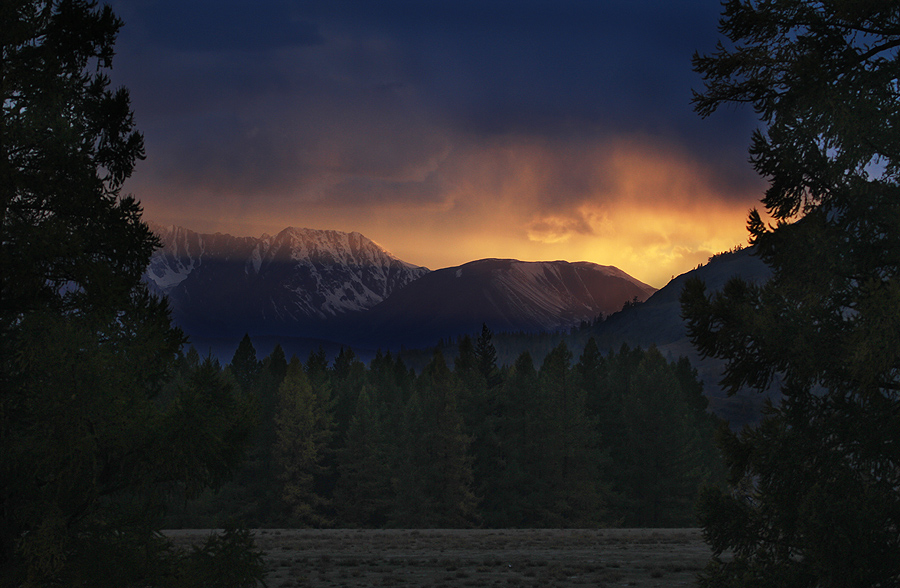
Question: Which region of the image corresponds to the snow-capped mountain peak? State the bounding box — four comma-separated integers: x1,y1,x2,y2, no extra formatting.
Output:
143,223,429,336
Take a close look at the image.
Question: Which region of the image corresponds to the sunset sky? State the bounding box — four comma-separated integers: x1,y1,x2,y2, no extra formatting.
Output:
107,0,767,288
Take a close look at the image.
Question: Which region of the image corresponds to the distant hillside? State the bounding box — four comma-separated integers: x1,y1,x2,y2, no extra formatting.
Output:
478,248,774,427
340,258,657,350
578,247,773,427
581,247,770,353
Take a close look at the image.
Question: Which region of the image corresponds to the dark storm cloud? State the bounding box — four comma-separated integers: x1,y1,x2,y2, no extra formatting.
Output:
108,0,762,213
305,1,725,132
114,0,324,51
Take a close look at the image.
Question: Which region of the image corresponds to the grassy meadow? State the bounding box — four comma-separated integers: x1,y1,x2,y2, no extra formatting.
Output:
167,528,710,587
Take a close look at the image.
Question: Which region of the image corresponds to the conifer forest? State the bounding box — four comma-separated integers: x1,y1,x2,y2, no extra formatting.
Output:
169,329,724,530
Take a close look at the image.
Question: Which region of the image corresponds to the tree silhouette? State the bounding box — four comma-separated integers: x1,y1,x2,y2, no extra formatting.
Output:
334,387,393,526
475,324,501,388
392,351,477,527
485,351,540,526
683,1,900,585
1,1,261,585
273,357,334,526
617,349,709,527
230,333,261,393
538,341,604,526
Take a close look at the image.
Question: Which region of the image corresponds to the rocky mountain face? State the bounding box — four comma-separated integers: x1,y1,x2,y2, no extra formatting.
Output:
143,223,658,358
144,223,429,339
343,258,657,349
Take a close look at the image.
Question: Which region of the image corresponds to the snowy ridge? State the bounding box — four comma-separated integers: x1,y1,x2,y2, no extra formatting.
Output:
264,227,428,317
143,223,429,334
353,258,658,349
145,223,204,295
481,259,656,330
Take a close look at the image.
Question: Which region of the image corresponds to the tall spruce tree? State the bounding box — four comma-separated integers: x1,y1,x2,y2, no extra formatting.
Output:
273,357,334,527
330,346,367,446
230,334,261,394
616,349,709,527
682,1,900,585
475,324,501,388
454,335,478,375
575,338,604,410
225,343,287,526
455,332,503,522
0,1,262,585
538,342,604,526
392,351,477,528
487,351,540,527
334,386,393,526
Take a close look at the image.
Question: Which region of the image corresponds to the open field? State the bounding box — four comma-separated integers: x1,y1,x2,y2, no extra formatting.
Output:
167,528,711,587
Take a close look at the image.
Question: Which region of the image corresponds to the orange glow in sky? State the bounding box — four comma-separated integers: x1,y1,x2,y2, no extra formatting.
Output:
141,134,763,289
109,0,768,291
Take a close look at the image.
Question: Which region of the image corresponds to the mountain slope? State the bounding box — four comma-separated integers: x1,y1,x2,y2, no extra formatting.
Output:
344,258,657,349
577,247,773,426
144,223,429,338
585,248,771,353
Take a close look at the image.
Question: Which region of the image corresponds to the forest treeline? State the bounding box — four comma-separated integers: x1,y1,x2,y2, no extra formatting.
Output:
168,327,724,529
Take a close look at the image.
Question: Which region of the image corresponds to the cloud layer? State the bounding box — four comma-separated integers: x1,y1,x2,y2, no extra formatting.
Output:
110,0,766,287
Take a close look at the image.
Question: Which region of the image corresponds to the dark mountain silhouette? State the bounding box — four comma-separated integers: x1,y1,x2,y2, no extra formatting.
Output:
339,258,657,349
587,247,773,426
143,224,657,358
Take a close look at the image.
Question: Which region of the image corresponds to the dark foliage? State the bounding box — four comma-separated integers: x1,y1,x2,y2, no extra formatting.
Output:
684,1,900,585
0,2,263,585
183,339,723,530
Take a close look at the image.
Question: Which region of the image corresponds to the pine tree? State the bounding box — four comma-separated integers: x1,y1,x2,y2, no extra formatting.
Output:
616,349,709,527
230,333,261,394
454,335,478,375
273,357,334,526
0,1,261,584
486,351,540,527
392,351,477,527
575,337,604,408
475,323,501,388
538,341,605,526
266,343,288,384
454,332,503,523
305,346,330,390
257,343,288,451
334,387,393,526
231,344,288,525
683,2,900,583
330,346,367,445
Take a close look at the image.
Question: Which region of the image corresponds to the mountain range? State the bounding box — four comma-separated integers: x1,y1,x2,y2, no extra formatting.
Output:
144,223,657,354
339,257,657,350
145,223,428,341
143,223,772,425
